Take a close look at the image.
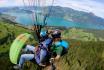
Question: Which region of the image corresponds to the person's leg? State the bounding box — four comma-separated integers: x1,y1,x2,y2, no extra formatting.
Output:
24,45,35,53
40,49,47,62
39,49,47,66
18,54,35,68
14,54,35,70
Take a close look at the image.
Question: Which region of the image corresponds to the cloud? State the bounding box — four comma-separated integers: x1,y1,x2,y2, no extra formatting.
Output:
0,0,9,7
0,0,28,7
0,0,54,7
53,0,104,18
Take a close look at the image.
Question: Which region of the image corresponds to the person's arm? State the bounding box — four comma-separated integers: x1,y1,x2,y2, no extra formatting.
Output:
50,46,63,62
55,46,63,61
55,55,61,60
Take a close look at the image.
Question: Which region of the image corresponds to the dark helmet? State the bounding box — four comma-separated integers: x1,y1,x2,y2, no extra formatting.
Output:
51,29,61,38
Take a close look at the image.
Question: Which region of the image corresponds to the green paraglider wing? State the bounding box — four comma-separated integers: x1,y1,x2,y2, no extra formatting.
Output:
9,33,32,64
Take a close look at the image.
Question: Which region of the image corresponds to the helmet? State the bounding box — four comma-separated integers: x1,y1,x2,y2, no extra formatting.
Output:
40,30,48,37
51,29,61,38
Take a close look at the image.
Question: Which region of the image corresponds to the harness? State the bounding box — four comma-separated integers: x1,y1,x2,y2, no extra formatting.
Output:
40,38,52,49
35,37,52,64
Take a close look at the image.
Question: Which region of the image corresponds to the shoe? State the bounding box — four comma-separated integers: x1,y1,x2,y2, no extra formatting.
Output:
39,63,46,67
13,65,22,70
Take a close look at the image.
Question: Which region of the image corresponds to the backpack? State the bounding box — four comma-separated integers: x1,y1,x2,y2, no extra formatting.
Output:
55,40,69,49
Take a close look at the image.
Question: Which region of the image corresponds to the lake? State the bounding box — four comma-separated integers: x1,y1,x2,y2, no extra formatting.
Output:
3,12,104,30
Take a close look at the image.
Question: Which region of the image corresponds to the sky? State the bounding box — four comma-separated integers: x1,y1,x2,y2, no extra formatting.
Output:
0,0,104,18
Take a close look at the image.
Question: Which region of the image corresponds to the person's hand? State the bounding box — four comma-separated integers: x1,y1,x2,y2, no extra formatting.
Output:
48,30,53,34
55,55,60,61
50,58,55,63
31,26,35,31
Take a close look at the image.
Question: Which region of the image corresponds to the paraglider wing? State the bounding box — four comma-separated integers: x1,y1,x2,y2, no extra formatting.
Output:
9,33,32,64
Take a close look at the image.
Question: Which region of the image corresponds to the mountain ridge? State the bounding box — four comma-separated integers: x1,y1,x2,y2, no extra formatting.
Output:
0,6,104,27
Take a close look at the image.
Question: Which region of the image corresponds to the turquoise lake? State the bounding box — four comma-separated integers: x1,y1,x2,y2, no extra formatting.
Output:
4,12,104,30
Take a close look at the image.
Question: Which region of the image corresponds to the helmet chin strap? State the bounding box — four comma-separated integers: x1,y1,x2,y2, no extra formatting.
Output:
40,35,48,42
54,37,61,42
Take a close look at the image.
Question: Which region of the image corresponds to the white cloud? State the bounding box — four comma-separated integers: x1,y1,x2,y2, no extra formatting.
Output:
53,0,104,18
0,0,53,7
0,0,9,7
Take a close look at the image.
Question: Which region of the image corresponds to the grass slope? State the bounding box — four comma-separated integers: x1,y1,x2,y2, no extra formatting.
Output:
62,28,97,41
0,19,104,70
56,41,104,70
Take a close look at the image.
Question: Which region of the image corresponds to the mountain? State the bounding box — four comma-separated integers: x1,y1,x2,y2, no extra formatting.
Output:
49,6,104,26
0,6,104,28
0,7,32,13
